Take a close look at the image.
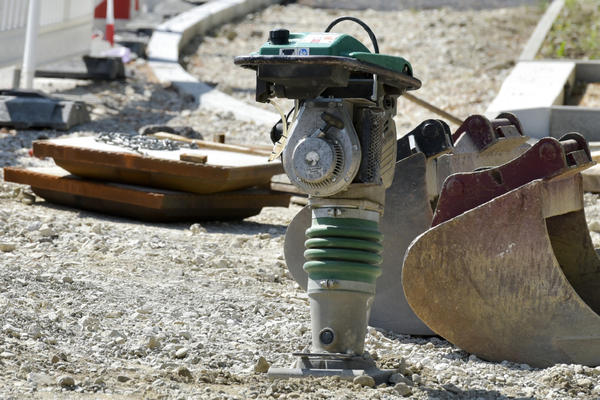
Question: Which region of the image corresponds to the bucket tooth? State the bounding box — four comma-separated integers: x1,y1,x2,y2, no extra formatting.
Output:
285,114,532,335
403,134,600,367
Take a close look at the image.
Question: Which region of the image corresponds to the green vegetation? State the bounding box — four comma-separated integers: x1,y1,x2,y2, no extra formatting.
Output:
539,0,600,59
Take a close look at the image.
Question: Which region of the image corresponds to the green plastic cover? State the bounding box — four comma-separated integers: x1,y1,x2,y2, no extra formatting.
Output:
257,32,412,76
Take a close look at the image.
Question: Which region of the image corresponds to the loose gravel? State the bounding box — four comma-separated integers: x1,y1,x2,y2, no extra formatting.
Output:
185,2,543,132
2,2,600,399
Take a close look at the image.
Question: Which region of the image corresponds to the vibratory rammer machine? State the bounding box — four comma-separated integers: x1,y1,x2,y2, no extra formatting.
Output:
236,17,419,382
237,17,600,377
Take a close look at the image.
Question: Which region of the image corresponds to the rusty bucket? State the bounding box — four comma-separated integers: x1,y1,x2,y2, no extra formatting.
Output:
402,133,600,367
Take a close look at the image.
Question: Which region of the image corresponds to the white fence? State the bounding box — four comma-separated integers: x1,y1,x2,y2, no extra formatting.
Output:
0,0,93,68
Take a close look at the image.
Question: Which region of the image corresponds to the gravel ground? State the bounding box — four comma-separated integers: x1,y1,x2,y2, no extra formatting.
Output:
3,2,600,399
185,2,543,133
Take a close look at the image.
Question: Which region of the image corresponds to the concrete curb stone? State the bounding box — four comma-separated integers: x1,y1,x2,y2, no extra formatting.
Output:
147,0,280,126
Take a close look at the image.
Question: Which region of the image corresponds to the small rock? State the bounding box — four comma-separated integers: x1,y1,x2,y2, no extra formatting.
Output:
211,256,229,269
62,276,74,284
38,224,56,237
411,374,422,384
137,306,152,314
0,242,16,252
389,373,412,386
20,192,35,205
47,312,59,322
3,324,21,339
50,354,60,363
94,377,105,385
80,316,99,331
394,382,412,396
178,331,192,340
577,378,593,388
105,311,123,318
26,221,41,231
28,325,42,339
57,375,75,387
189,223,206,234
254,356,270,373
117,375,131,383
589,221,600,233
176,366,193,379
147,335,160,350
175,348,189,359
353,375,375,388
91,224,103,234
139,124,176,135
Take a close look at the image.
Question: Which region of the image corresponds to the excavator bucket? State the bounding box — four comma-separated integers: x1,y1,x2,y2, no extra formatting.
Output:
284,113,530,335
402,133,600,367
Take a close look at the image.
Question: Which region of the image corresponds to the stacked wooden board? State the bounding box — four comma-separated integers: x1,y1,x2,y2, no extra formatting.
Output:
4,136,290,221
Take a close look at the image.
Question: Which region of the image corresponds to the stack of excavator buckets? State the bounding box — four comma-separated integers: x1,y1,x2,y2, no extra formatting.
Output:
403,132,600,367
284,112,600,367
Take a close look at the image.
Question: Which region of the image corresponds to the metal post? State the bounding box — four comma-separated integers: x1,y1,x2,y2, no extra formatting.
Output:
106,0,114,46
12,68,22,89
21,0,41,89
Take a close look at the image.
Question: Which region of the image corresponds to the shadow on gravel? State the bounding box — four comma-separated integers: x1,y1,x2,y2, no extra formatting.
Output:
297,0,540,10
423,386,535,400
377,329,449,347
201,220,287,236
30,199,287,235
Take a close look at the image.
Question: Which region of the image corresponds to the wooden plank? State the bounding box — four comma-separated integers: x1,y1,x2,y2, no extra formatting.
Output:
3,166,290,222
180,153,208,164
33,137,283,194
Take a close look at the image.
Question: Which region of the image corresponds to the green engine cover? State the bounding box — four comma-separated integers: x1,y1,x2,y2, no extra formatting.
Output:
258,32,369,56
257,32,412,76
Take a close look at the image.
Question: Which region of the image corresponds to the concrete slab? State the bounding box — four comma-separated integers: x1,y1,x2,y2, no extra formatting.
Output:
486,60,600,140
486,61,576,114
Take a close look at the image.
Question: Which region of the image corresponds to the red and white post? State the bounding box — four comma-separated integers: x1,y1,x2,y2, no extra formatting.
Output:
105,0,115,46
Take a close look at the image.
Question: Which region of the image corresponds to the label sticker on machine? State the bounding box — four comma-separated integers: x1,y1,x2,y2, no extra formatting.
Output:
302,33,340,44
279,48,310,56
